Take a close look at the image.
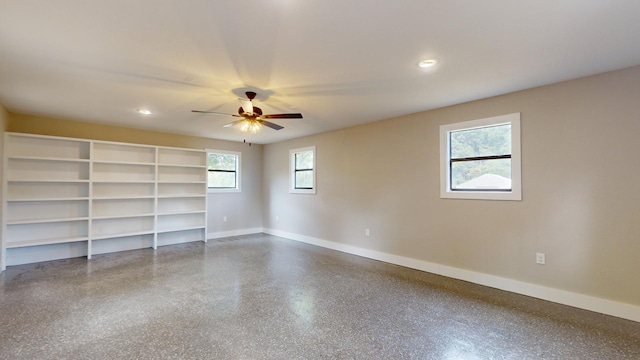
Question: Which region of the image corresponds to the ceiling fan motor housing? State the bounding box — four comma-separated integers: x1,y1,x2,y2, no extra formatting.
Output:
238,106,262,116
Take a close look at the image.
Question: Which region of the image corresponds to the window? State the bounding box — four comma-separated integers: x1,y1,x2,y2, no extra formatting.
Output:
207,149,241,192
440,113,521,200
290,146,316,194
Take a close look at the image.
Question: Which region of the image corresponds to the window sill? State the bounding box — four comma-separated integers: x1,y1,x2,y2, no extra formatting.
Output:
208,188,241,194
440,189,521,201
289,188,316,195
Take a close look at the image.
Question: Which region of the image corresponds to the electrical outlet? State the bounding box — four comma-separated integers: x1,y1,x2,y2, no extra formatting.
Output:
223,216,227,222
275,216,279,222
365,228,370,236
536,253,546,265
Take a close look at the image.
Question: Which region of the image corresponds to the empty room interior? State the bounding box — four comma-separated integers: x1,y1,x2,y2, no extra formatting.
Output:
1,1,640,359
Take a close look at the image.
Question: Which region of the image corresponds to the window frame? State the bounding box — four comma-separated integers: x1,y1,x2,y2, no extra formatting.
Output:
289,146,316,194
206,149,241,193
440,113,521,201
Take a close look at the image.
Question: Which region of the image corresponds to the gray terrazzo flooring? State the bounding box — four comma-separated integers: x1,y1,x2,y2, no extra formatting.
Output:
1,233,639,359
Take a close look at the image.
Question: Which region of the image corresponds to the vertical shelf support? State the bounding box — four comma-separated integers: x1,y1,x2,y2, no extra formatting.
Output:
87,141,94,260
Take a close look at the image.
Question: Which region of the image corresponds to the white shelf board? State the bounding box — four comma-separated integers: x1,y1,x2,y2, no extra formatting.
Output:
6,236,89,249
91,230,155,240
157,210,206,216
8,156,90,163
6,131,89,142
157,194,206,199
7,217,89,225
7,197,90,202
92,160,156,166
7,179,90,183
157,145,204,152
157,181,206,184
92,180,156,184
92,139,156,149
92,195,155,200
92,213,156,221
156,225,206,234
158,163,206,169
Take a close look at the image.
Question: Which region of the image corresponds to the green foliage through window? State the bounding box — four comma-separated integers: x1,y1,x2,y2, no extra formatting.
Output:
208,153,237,188
450,124,511,190
294,150,314,189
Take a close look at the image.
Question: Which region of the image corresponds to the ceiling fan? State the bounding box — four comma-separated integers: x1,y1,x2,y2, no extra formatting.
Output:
192,91,303,133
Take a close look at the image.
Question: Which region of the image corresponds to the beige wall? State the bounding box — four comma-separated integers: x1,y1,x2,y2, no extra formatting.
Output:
263,65,640,307
7,115,264,233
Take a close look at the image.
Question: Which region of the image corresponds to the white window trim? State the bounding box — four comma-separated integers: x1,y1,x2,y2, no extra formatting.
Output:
206,149,241,193
440,113,521,201
289,146,316,194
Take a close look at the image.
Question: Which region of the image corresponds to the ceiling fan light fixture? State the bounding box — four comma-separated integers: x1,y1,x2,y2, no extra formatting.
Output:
137,109,153,115
240,119,262,134
240,99,253,114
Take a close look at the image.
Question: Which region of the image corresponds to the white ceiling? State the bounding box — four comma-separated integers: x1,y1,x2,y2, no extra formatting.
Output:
1,1,640,144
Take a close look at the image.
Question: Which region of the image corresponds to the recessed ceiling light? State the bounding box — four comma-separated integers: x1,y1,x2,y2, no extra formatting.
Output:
137,109,153,115
419,59,438,68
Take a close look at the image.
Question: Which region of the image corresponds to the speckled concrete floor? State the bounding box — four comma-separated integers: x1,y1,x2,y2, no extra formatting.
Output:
1,234,639,359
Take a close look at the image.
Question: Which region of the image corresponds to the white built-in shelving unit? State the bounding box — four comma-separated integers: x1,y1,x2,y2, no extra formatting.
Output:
156,147,208,247
1,132,208,270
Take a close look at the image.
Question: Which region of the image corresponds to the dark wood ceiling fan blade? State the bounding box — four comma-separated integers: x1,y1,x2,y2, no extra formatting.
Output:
260,120,284,130
192,110,240,117
223,120,246,128
263,113,303,119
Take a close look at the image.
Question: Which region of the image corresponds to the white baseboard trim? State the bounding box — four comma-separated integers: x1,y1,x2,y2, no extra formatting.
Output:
263,228,640,323
207,228,264,240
